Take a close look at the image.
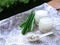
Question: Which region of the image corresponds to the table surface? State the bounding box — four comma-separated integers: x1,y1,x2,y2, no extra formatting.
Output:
48,0,60,12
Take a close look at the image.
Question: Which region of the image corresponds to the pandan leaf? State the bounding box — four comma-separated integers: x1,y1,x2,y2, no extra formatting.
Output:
20,11,35,35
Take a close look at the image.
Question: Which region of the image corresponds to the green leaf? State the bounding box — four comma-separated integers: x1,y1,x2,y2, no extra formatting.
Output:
28,18,34,32
20,11,35,35
27,12,35,32
21,13,33,34
0,7,3,12
19,0,29,3
0,0,16,12
0,0,36,12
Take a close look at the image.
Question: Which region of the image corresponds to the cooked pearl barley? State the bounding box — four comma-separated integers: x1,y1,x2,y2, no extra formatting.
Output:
27,34,40,42
39,17,53,33
35,10,48,24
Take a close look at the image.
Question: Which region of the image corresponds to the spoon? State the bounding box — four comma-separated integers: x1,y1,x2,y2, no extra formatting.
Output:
27,32,53,42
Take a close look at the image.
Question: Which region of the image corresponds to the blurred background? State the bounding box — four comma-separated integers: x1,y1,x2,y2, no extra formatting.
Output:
0,0,51,20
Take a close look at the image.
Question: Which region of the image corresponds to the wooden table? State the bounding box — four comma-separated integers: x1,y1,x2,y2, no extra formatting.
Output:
48,0,60,12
